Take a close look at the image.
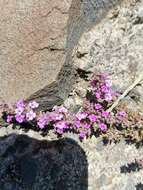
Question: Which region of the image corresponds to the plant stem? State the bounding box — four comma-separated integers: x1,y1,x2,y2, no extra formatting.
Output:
107,74,143,113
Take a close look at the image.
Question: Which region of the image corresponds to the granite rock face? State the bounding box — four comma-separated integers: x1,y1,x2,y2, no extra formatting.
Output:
0,127,143,190
73,0,143,110
0,0,121,110
0,0,72,104
0,134,87,190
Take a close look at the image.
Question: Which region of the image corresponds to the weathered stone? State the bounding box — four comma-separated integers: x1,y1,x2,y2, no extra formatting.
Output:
0,134,87,190
0,0,121,110
73,0,143,110
0,0,72,105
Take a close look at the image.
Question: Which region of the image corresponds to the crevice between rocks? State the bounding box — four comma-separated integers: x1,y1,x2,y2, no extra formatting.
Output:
27,0,123,111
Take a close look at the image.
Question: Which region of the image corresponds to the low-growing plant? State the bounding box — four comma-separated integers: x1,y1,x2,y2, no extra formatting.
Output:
0,72,143,141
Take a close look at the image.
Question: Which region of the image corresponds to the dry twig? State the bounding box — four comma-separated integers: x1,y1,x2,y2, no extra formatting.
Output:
107,73,143,113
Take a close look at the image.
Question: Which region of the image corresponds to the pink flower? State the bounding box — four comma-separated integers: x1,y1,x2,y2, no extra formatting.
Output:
6,115,13,123
95,103,102,110
90,79,98,88
37,114,48,129
28,101,39,109
58,106,68,113
53,106,68,113
79,131,87,139
95,92,101,99
49,112,63,121
54,121,68,129
99,123,107,131
26,110,36,121
105,92,112,101
105,79,112,87
54,121,69,134
75,120,81,128
101,85,109,93
76,111,88,120
15,107,24,115
37,122,44,129
83,123,91,129
16,100,25,108
102,111,109,119
118,111,126,119
56,128,64,134
15,114,25,123
88,114,97,122
119,111,126,117
37,120,46,129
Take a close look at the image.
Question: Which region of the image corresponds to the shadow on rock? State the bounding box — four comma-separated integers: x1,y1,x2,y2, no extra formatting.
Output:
135,183,143,190
28,0,121,111
120,160,142,174
125,139,143,149
0,134,88,190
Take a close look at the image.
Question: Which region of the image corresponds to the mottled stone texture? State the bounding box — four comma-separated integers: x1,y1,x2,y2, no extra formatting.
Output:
0,134,87,190
72,0,143,110
0,0,120,109
0,0,71,104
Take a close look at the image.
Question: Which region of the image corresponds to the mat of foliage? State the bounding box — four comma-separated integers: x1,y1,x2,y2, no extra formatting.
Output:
0,72,143,142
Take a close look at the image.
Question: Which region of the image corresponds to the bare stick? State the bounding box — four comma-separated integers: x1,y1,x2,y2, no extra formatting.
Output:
107,73,143,113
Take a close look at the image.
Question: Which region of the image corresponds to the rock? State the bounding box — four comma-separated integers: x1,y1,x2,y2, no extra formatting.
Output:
0,134,88,190
64,95,83,112
0,0,121,110
0,123,143,190
0,0,72,108
73,0,143,110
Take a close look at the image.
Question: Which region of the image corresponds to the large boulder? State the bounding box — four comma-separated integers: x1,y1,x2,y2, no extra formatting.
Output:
0,134,87,189
0,0,120,110
0,0,72,107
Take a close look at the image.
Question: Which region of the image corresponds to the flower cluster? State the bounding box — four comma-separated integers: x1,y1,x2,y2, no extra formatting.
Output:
71,73,125,138
1,72,141,140
4,101,72,135
6,100,38,123
37,105,70,134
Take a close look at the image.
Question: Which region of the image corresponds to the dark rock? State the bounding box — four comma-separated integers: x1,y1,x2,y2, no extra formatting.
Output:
0,134,88,190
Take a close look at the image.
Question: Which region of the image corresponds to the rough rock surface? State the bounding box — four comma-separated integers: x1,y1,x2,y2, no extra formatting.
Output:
0,0,121,110
0,126,143,190
0,132,87,190
73,0,143,110
0,0,143,190
0,0,72,105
